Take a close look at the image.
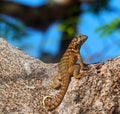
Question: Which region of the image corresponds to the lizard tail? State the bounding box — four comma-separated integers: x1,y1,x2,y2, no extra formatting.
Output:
42,76,70,111
42,95,60,111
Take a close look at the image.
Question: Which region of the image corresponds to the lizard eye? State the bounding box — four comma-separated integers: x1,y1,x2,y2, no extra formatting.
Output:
77,34,82,38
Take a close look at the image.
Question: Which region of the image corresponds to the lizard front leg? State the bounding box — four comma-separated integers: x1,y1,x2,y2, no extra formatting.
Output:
68,53,87,79
77,53,85,69
77,53,88,70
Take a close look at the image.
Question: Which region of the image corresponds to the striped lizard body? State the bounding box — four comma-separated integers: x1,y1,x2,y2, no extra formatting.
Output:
43,34,88,111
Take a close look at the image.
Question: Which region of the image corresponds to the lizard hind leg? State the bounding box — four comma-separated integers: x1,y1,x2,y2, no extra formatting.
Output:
72,64,88,79
73,65,82,79
51,74,62,89
69,64,83,79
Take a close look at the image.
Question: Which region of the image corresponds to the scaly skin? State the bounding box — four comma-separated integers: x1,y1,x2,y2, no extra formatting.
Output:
42,34,88,111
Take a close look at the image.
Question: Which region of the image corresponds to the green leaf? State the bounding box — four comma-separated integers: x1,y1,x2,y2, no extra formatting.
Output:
96,18,120,37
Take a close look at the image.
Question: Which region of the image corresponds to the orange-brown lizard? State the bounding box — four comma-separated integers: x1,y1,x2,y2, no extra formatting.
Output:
42,34,88,111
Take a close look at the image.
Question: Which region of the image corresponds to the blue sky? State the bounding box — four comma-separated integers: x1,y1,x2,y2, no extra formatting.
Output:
5,0,120,63
9,0,47,7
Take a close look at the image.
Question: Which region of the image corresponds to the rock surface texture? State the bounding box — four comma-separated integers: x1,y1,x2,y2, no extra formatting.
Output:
0,38,120,114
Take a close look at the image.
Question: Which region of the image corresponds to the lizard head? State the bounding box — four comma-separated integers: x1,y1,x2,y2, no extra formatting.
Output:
75,34,88,45
72,34,88,49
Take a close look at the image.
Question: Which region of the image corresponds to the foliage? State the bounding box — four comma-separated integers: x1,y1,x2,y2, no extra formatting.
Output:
0,0,112,41
90,0,111,14
58,5,80,40
0,14,27,40
58,16,79,40
96,18,120,37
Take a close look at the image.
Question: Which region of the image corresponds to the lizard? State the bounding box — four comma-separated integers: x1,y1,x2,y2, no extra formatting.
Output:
42,34,88,111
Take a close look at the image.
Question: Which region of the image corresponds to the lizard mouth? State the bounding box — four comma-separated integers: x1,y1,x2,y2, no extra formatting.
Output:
82,35,88,41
